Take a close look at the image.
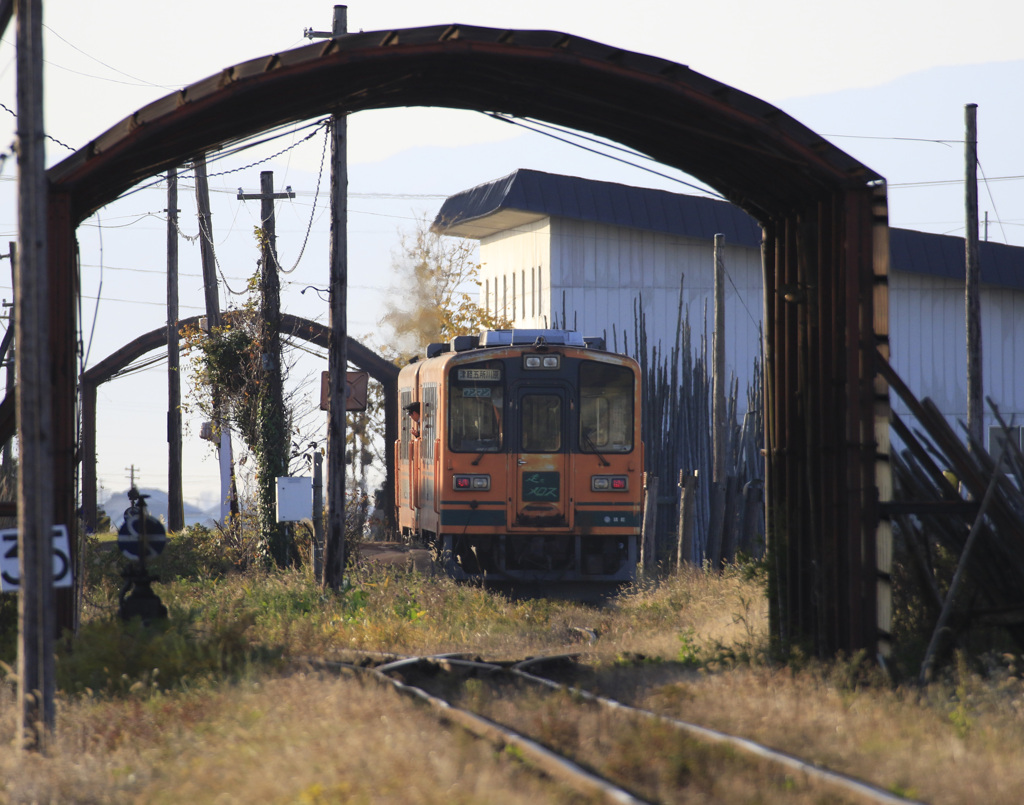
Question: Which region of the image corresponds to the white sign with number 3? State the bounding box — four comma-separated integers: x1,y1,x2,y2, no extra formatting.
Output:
0,525,73,592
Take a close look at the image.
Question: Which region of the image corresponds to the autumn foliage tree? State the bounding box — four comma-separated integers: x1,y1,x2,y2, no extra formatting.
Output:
379,216,510,359
355,218,511,507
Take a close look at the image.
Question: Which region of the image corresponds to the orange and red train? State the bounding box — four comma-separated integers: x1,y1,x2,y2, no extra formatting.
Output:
395,329,644,584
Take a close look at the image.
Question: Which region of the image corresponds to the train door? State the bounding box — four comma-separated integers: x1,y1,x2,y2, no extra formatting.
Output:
511,384,570,528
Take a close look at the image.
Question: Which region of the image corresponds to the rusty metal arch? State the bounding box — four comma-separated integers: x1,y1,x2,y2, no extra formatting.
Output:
47,24,891,656
77,314,399,533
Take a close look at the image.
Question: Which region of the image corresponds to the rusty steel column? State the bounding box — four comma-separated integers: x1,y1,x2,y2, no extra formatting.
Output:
843,187,879,653
80,378,97,533
48,191,77,633
761,223,782,642
763,189,889,658
871,183,894,658
817,195,843,650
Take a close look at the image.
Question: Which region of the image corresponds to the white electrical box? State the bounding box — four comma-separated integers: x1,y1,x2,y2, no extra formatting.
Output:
276,476,312,522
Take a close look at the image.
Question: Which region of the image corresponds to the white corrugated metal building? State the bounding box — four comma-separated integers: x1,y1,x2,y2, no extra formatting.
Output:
434,169,1024,449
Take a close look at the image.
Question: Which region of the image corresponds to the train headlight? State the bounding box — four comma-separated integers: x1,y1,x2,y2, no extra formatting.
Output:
591,475,628,492
454,474,490,491
523,354,560,370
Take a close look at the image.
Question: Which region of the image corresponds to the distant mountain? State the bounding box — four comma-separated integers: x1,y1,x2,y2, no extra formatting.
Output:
100,488,219,531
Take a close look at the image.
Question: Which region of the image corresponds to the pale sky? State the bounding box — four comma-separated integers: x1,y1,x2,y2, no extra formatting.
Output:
3,1,1022,163
1,0,1021,509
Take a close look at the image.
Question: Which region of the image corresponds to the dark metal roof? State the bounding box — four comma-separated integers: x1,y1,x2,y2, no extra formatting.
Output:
889,227,1024,290
435,169,1024,290
435,169,763,246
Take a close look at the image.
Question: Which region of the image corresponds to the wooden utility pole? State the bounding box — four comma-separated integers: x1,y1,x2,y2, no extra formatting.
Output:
193,156,221,330
16,0,56,751
712,234,726,484
323,5,349,589
166,169,184,532
238,171,295,567
965,103,983,451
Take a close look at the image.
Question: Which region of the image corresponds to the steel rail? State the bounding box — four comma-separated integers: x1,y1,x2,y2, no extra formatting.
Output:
310,653,927,805
507,659,927,805
305,657,649,805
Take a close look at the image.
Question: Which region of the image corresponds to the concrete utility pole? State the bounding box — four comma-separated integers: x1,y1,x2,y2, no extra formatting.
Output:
306,5,350,589
193,155,238,521
965,103,983,451
238,171,295,567
166,169,184,532
16,0,56,751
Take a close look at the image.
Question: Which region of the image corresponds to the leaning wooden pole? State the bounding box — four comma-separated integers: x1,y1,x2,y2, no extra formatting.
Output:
919,448,1005,684
16,0,56,751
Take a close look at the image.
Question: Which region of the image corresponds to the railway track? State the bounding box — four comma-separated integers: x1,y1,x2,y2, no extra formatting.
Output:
302,653,926,805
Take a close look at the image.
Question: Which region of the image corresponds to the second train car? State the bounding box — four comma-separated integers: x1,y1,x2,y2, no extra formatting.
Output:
395,329,644,584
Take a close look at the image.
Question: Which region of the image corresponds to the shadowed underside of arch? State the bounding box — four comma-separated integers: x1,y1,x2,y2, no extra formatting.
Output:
48,24,891,656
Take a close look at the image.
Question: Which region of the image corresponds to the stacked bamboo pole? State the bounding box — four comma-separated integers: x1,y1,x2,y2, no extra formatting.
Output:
880,347,1024,660
630,277,765,569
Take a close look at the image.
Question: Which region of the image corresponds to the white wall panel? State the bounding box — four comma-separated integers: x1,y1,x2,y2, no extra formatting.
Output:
478,214,1024,444
890,272,1024,449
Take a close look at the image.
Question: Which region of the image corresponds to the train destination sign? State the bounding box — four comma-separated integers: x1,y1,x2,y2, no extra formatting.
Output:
0,525,73,592
458,368,501,382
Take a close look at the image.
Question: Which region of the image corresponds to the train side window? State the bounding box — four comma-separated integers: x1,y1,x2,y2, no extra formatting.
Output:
521,394,562,453
579,363,634,453
422,385,438,461
399,389,413,459
449,367,503,452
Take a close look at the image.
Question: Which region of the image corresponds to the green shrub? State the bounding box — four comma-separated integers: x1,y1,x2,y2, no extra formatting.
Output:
155,523,237,580
56,603,281,697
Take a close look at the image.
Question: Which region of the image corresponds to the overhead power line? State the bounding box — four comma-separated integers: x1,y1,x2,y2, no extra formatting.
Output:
892,174,1024,189
825,133,961,146
42,23,179,89
485,112,726,200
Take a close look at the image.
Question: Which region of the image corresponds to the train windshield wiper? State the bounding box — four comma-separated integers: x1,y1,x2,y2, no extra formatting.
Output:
581,428,610,467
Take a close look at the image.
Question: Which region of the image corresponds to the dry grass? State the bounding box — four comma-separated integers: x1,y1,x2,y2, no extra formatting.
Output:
443,680,867,804
624,658,1024,804
1,672,593,804
3,557,1024,803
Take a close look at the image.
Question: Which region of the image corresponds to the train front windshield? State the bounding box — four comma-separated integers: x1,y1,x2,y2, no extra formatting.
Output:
579,362,634,453
449,362,504,452
448,357,635,455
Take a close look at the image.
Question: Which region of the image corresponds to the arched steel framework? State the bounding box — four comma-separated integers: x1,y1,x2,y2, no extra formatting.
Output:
77,314,399,533
47,24,891,656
